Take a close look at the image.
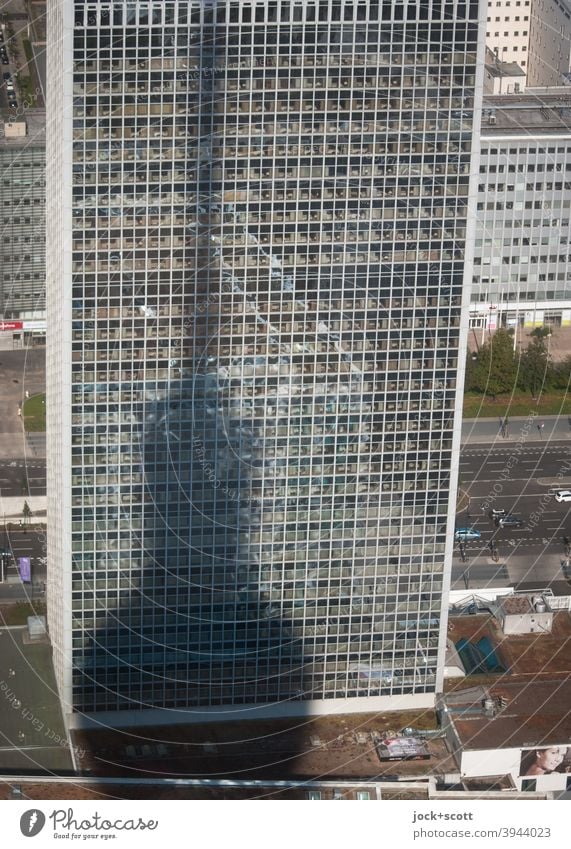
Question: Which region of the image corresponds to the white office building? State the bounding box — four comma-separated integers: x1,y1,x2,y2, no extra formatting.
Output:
471,94,571,332
528,0,571,87
485,0,531,73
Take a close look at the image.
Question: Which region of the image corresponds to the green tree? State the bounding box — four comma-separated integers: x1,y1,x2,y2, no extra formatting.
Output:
551,354,571,391
22,501,32,526
530,326,551,339
464,350,479,392
518,337,551,397
470,329,517,397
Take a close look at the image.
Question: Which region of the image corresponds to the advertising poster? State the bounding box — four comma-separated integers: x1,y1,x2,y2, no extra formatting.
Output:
18,557,31,583
519,746,571,776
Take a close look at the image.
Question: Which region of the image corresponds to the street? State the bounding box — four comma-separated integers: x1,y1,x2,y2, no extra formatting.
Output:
0,458,46,497
0,527,46,601
454,439,571,591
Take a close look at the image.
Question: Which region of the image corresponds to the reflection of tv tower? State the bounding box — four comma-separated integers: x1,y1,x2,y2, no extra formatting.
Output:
48,0,482,719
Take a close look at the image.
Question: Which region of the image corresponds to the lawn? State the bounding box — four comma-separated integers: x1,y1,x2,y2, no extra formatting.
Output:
22,393,46,431
22,38,34,67
463,390,571,419
17,74,34,101
0,601,46,627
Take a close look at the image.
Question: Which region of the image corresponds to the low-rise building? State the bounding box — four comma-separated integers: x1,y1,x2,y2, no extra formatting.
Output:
440,681,571,793
471,93,571,332
0,110,45,322
497,593,554,634
484,47,526,95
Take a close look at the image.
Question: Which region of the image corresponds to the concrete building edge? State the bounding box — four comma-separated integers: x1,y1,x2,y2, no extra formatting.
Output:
434,0,487,695
67,692,437,730
46,0,75,723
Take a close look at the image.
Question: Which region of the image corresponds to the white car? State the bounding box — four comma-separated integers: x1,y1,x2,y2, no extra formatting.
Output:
555,490,571,503
454,528,481,541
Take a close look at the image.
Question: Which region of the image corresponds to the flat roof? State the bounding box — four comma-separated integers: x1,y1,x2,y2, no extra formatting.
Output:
446,611,571,681
0,778,425,801
485,61,526,79
0,109,45,148
500,595,533,614
444,679,571,751
462,774,516,791
71,711,456,781
482,94,571,136
499,594,550,615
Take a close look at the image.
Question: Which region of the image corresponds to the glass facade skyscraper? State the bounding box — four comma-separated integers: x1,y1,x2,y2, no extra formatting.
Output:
47,1,483,722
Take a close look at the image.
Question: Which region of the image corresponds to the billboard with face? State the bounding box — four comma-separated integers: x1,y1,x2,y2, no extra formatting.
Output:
519,746,571,777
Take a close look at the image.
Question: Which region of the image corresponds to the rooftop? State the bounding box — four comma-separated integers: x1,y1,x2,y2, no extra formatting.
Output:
485,61,526,80
0,777,426,801
71,711,455,782
0,109,45,148
442,679,571,751
499,594,552,615
500,595,535,614
482,94,571,136
445,610,571,684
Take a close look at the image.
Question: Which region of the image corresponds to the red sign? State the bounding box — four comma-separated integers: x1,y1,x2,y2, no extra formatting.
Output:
0,321,23,331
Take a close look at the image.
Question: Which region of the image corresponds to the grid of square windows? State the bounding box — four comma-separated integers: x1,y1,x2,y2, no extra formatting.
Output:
472,141,571,308
0,147,46,315
49,0,479,713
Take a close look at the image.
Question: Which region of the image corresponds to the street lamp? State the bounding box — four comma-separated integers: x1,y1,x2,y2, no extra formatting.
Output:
0,547,12,583
483,303,496,345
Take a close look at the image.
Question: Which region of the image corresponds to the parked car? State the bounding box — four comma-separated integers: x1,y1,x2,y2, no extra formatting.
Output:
495,514,525,528
555,490,571,503
488,508,506,520
455,527,481,541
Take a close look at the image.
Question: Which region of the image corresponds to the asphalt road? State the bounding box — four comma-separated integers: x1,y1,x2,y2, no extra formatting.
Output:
0,345,46,598
0,458,45,497
454,440,571,591
0,526,46,601
0,348,46,460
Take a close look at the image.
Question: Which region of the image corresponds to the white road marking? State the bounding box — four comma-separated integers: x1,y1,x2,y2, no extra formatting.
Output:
467,484,568,490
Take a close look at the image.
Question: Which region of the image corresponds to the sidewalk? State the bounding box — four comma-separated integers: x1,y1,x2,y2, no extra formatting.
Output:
452,549,568,591
461,414,571,446
0,432,45,460
0,495,46,520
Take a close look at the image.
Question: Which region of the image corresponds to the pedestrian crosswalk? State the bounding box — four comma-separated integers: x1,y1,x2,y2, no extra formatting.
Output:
461,447,567,457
